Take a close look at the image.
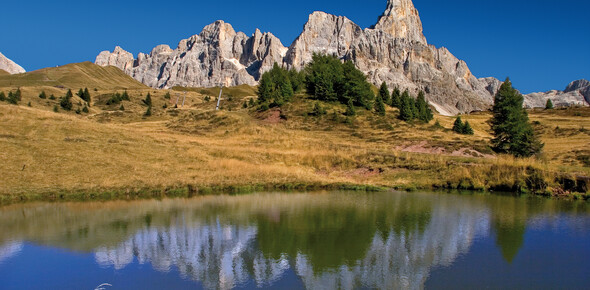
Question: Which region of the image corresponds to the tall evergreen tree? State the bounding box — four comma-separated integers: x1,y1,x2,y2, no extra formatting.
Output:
77,88,84,98
60,90,73,111
143,93,152,106
490,78,543,157
415,91,433,123
375,94,386,116
379,82,391,106
463,121,474,135
15,88,22,101
399,90,415,122
545,99,553,110
453,116,464,133
391,86,401,108
83,87,91,103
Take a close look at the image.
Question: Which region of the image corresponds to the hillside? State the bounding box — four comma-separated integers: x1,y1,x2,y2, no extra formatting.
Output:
1,83,589,201
0,62,147,91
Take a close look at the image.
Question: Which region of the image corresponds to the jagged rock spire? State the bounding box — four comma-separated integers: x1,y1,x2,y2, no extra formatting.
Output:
373,0,427,44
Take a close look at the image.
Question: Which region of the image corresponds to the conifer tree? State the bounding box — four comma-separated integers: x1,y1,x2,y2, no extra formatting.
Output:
545,99,553,110
345,99,356,116
15,88,22,101
375,94,386,116
39,91,47,99
391,86,401,108
144,105,152,116
490,78,543,157
463,121,474,135
0,91,5,101
143,93,152,106
379,82,391,106
415,91,433,123
399,90,414,121
65,89,73,100
77,88,84,98
453,116,464,133
83,88,91,103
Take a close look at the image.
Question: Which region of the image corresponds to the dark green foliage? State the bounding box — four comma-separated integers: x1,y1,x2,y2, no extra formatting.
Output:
82,105,89,113
248,98,255,107
60,90,73,110
375,94,386,116
490,78,543,157
345,99,356,116
75,108,81,114
453,116,465,133
310,102,327,116
204,96,211,102
106,92,130,105
49,94,56,100
304,54,374,109
242,101,248,109
258,102,270,112
144,105,152,116
53,105,59,112
545,99,554,110
143,92,152,106
379,82,391,106
164,92,171,100
7,92,18,104
39,91,47,99
77,88,84,98
463,121,474,135
163,104,168,109
82,88,91,103
0,91,5,102
415,91,433,123
288,69,305,92
391,86,401,108
15,88,22,101
27,102,32,107
257,63,294,107
119,104,125,111
399,90,415,122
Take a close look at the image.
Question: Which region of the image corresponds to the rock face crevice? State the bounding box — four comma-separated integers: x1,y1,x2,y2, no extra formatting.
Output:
0,52,26,74
94,0,586,114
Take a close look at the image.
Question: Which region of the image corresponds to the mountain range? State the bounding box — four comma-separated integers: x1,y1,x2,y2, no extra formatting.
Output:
1,0,587,115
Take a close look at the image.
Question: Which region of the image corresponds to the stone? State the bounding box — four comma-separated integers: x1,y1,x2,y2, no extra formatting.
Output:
0,52,26,74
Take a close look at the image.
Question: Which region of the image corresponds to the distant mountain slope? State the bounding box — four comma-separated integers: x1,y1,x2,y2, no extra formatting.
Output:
0,52,26,74
524,79,590,108
0,62,148,90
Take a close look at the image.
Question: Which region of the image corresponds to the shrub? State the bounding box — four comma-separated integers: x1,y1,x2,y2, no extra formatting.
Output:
39,91,47,99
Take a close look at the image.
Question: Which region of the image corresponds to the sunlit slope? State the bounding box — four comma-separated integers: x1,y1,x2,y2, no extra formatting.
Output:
0,62,147,90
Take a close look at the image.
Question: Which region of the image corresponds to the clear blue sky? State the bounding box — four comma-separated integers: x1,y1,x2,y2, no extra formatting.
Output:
1,0,588,93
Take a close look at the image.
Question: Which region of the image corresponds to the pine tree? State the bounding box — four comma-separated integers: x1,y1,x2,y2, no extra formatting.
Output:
0,91,5,101
375,94,386,116
545,99,554,110
82,105,89,113
15,88,22,101
399,90,414,122
391,86,401,108
83,88,91,103
143,93,152,106
144,105,152,116
39,91,47,99
462,121,474,135
7,92,18,104
490,78,543,157
415,91,433,123
77,88,84,98
65,89,73,100
242,101,248,109
453,116,464,133
121,90,130,101
379,82,391,106
345,98,356,116
164,92,171,100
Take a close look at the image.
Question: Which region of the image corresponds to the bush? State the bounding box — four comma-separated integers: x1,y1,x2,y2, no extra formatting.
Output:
39,91,47,99
82,105,89,113
309,102,327,116
0,91,5,101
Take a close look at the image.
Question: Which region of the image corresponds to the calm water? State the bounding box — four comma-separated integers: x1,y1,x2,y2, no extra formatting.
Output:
0,191,589,289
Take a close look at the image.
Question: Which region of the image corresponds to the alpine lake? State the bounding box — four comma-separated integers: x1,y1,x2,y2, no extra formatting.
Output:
0,190,589,289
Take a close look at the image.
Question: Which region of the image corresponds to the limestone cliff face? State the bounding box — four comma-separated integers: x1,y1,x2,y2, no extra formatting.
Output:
0,52,26,74
524,79,590,108
96,21,287,88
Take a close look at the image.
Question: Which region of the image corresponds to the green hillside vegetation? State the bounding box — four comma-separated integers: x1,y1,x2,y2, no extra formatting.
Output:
0,61,589,203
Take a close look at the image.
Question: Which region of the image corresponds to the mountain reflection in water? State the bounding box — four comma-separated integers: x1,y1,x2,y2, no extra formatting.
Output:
0,191,588,289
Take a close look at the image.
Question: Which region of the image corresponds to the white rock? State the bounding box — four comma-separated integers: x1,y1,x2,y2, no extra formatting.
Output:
0,52,26,74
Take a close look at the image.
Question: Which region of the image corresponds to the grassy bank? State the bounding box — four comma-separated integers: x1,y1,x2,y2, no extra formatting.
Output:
1,77,590,203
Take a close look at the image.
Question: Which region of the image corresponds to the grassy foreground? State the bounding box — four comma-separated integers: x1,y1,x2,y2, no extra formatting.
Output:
1,64,589,203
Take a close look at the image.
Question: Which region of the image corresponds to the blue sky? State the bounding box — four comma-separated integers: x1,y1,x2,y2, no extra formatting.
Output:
1,0,588,93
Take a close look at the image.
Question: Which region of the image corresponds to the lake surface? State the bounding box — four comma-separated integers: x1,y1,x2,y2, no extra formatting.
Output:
0,191,589,289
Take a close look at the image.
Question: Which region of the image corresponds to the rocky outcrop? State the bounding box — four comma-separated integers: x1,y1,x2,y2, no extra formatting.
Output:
96,21,287,88
99,0,586,114
523,79,590,108
0,52,26,74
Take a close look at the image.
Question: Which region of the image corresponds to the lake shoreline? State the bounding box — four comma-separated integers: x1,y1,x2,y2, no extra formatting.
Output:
2,180,588,206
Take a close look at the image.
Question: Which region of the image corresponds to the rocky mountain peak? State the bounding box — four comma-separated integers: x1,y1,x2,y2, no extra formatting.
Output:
564,79,590,93
0,52,26,74
373,0,427,44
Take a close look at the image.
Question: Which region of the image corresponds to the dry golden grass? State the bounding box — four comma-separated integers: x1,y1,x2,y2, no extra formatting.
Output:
1,85,590,198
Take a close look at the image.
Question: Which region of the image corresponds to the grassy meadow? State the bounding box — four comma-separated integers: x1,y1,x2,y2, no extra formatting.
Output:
0,63,589,203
